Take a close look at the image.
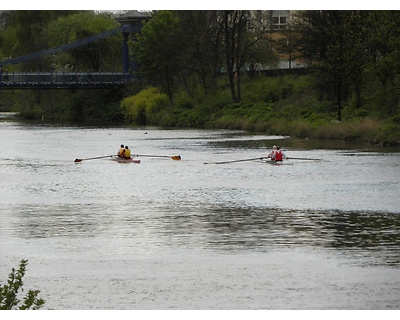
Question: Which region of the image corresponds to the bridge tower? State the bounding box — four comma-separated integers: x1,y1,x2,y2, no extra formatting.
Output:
116,11,150,76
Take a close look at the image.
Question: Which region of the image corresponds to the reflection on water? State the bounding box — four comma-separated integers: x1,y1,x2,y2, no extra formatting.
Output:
7,201,400,266
1,121,399,269
9,204,105,239
209,135,400,153
157,206,400,266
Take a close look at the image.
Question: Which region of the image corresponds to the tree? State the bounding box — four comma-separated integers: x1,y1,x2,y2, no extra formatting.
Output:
0,11,77,71
133,11,223,101
366,11,400,117
174,11,224,95
44,11,121,72
295,11,369,121
0,259,45,310
133,10,277,104
0,11,121,72
132,11,184,104
219,10,277,103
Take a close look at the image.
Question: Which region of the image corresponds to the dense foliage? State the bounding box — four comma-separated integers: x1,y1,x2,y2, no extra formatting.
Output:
121,87,169,124
0,10,399,145
0,11,127,121
43,12,121,72
132,11,277,103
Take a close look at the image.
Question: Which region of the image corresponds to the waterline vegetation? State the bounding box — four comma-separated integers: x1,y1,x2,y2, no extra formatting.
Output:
120,74,400,146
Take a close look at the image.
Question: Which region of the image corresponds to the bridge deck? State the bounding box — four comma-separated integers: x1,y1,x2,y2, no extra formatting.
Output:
0,72,134,89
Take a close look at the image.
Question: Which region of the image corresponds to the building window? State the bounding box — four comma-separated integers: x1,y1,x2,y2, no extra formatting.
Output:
272,16,287,30
271,10,289,30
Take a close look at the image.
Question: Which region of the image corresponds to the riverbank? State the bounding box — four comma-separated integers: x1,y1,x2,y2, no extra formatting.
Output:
120,75,400,147
4,74,400,146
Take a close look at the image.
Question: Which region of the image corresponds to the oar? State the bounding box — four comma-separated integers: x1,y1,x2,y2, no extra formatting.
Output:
205,156,267,165
74,155,113,163
135,154,181,160
287,157,321,161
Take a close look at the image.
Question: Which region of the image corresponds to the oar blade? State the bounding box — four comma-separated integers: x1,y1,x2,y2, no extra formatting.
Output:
172,156,181,160
74,159,83,163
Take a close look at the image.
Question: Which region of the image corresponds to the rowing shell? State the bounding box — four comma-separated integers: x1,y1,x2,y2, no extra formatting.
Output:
111,156,141,164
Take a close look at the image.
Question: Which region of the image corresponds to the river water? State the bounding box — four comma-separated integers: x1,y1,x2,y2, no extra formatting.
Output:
1,113,400,310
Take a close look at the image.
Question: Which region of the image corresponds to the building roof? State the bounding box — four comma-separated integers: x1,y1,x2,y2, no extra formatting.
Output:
116,10,151,24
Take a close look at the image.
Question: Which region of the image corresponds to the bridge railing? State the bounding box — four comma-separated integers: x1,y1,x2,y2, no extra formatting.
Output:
0,71,133,88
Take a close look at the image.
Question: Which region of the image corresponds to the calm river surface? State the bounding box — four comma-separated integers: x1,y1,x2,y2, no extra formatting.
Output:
1,113,400,310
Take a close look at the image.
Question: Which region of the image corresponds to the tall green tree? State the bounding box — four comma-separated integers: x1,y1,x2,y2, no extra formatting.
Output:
132,11,184,103
0,11,77,70
221,10,246,102
0,11,126,121
44,11,121,72
366,11,400,117
133,10,277,104
134,10,225,99
295,11,369,120
174,11,224,95
219,10,277,103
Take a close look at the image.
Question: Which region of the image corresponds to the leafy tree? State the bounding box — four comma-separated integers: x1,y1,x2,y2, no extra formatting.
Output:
133,10,225,101
133,10,277,104
219,10,277,103
132,11,184,103
0,11,121,72
44,11,121,72
295,11,369,120
365,11,400,117
174,11,224,95
0,11,77,71
0,259,45,310
0,11,125,121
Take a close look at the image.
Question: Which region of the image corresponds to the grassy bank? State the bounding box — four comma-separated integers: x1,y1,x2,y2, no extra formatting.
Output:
122,74,400,146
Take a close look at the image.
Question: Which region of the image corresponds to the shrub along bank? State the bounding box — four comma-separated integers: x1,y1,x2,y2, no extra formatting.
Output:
120,74,400,147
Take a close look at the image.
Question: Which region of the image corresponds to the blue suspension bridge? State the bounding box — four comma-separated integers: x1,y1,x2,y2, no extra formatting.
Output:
0,11,148,90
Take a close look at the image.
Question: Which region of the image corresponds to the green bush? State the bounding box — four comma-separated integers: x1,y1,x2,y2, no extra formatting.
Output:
120,87,169,125
0,259,45,310
174,92,195,109
374,123,400,146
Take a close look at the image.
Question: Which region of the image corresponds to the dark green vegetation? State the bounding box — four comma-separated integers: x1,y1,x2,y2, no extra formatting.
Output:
0,259,45,310
0,11,126,121
121,75,400,146
1,11,399,146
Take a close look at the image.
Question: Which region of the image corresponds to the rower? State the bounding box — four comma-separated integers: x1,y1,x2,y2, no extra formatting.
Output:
267,145,278,160
274,146,286,162
117,144,125,158
124,146,131,159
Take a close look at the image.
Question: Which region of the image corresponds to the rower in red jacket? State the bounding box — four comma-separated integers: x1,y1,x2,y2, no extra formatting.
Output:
267,145,286,162
273,146,286,162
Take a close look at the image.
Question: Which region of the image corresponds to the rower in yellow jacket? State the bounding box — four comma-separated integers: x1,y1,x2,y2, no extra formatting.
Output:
124,146,131,158
117,144,125,158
